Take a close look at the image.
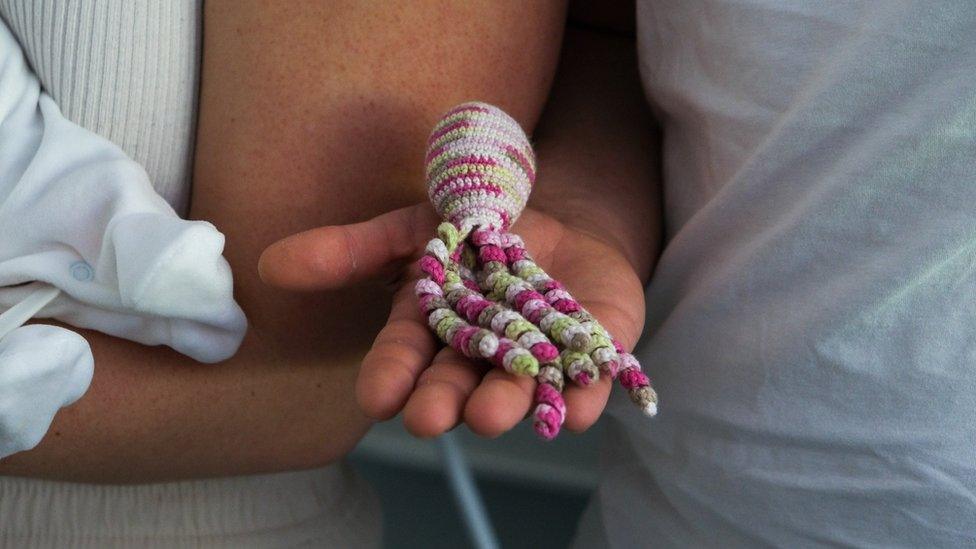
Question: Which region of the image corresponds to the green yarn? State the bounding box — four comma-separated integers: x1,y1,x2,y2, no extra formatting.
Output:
437,222,461,252
511,353,540,376
560,349,590,368
514,263,545,279
550,316,574,343
589,334,613,353
504,319,535,340
490,272,519,300
435,316,456,340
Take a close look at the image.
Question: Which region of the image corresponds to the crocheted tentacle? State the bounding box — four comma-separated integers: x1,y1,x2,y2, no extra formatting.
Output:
468,229,561,366
489,231,609,386
419,230,568,436
572,312,621,378
415,275,499,358
448,225,548,376
502,231,659,418
565,301,658,416
456,254,568,443
561,298,658,417
419,223,540,375
533,370,566,440
615,340,659,417
512,235,658,417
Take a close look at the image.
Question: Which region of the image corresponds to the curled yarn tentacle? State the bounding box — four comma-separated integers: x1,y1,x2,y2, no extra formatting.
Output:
420,101,657,439
417,223,539,375
533,376,566,440
503,233,658,416
492,231,602,386
614,341,658,417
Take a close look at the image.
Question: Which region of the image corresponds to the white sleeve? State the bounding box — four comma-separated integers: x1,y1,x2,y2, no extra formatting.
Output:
0,21,247,364
0,324,93,458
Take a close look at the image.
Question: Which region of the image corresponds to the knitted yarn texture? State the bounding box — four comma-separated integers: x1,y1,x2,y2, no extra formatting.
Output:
416,102,657,440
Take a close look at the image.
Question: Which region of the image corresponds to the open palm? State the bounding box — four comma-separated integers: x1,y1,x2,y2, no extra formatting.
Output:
259,202,645,438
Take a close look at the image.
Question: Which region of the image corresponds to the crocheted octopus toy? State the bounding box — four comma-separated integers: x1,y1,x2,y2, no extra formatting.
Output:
415,102,658,440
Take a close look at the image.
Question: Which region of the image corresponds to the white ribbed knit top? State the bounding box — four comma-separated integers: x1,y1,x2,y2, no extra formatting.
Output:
0,3,381,546
0,0,199,214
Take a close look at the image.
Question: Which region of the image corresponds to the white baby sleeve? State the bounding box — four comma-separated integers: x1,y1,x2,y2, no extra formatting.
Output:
0,22,247,364
0,323,93,457
0,20,247,457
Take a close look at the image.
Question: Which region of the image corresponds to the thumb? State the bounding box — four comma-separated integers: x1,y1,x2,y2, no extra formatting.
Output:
258,204,432,291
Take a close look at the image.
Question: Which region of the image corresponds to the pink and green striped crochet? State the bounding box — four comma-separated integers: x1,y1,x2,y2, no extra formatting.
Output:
416,102,658,440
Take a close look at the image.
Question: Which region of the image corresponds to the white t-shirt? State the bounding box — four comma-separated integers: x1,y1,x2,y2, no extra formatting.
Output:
578,1,976,546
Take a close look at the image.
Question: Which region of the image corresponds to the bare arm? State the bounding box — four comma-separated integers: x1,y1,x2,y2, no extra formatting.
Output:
259,14,662,439
0,0,565,483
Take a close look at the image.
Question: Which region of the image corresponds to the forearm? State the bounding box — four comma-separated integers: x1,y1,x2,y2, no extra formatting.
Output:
0,326,369,483
0,0,566,483
531,24,662,282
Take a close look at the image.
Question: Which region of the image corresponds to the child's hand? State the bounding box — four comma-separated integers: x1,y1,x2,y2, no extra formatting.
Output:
258,202,645,438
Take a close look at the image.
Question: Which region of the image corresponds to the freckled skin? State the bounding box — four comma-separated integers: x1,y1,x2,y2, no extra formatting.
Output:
260,26,661,440
0,1,567,483
1,1,658,482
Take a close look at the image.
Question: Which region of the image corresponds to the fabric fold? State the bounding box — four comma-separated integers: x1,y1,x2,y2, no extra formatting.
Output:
0,21,246,364
0,19,246,457
0,323,93,457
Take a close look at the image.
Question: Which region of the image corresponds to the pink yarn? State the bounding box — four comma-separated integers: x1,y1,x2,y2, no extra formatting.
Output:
432,176,503,199
576,371,592,386
505,246,527,263
462,299,491,324
418,294,439,313
536,383,566,416
419,255,445,284
513,289,545,310
523,302,547,324
456,294,482,316
453,326,478,357
503,145,536,182
619,369,650,390
470,228,502,247
551,299,581,314
478,245,507,264
529,342,559,363
428,119,471,142
541,280,564,292
533,404,563,441
491,340,514,370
